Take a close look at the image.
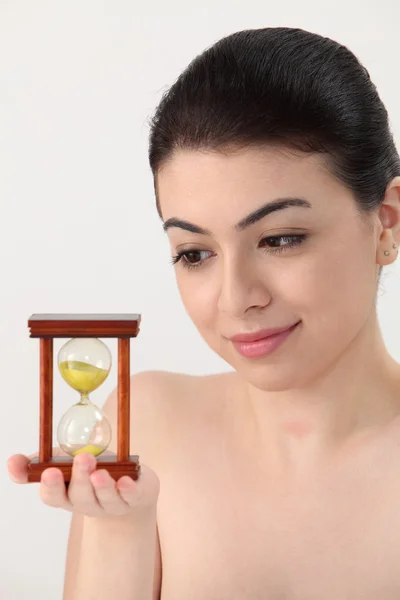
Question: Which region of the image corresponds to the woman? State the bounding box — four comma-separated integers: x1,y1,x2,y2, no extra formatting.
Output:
8,26,400,599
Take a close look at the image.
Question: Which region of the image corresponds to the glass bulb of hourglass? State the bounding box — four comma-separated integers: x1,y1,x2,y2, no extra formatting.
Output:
57,337,112,457
57,395,112,457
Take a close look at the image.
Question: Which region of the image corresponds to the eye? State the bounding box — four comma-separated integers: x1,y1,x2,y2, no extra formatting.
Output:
259,234,307,253
170,249,212,271
170,234,308,271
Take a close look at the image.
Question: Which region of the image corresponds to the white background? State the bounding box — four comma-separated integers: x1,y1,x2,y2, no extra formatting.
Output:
1,1,400,598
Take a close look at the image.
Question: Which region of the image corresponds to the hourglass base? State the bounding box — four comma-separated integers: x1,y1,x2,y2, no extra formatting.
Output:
27,454,141,483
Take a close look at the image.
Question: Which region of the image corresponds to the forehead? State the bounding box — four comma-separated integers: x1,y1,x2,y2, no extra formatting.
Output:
156,146,353,224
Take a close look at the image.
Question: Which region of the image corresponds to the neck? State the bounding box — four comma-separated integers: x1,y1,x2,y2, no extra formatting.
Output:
233,311,400,478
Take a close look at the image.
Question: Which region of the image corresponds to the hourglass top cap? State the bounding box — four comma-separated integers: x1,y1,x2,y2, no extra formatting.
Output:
28,313,141,338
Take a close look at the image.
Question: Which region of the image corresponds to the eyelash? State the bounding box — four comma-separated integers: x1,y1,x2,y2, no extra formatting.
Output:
170,234,308,272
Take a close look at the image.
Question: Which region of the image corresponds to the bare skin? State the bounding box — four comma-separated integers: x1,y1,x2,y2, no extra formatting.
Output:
154,367,400,600
10,364,400,599
9,146,400,598
150,146,400,598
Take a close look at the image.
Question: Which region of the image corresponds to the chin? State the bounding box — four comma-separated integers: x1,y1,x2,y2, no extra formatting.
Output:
228,356,306,392
240,371,295,392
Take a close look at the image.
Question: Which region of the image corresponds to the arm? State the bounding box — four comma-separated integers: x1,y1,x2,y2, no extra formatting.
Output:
63,371,165,600
63,511,162,600
63,509,157,600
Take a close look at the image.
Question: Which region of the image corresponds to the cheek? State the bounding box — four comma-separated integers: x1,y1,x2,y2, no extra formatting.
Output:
176,273,217,329
290,245,377,355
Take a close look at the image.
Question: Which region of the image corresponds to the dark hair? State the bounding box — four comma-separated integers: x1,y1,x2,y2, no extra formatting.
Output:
148,27,400,283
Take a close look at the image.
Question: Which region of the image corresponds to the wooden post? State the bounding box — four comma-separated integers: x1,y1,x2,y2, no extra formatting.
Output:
39,337,53,462
117,338,130,461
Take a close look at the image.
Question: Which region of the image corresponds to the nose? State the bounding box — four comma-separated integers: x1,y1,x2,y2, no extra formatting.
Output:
217,256,271,317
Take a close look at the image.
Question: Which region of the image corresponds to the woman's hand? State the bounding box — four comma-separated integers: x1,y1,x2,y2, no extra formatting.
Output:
7,449,160,518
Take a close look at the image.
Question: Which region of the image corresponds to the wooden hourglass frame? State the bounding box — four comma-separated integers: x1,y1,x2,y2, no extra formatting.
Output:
27,314,141,483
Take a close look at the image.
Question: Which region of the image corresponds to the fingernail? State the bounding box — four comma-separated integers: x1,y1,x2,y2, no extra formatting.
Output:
118,476,135,490
42,473,57,486
91,472,109,487
77,461,89,471
75,456,92,471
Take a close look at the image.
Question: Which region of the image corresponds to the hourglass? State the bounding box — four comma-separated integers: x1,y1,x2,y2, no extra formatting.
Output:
57,337,112,457
26,314,141,483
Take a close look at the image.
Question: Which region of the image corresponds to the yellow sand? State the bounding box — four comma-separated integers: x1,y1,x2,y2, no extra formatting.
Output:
71,444,104,457
58,360,109,392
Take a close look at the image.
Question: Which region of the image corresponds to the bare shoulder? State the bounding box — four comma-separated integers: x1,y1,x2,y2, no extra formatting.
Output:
129,369,237,405
102,369,238,462
128,369,238,437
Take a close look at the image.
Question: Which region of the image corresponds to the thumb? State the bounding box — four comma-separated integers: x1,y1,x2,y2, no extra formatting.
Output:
7,454,30,484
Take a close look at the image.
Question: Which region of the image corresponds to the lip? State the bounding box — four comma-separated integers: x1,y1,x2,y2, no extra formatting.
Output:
231,321,300,359
229,321,300,343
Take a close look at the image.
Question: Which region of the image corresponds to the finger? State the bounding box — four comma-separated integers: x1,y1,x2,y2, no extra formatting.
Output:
116,476,139,506
39,468,72,510
118,465,159,511
68,452,102,513
90,469,130,515
8,445,75,483
7,454,30,483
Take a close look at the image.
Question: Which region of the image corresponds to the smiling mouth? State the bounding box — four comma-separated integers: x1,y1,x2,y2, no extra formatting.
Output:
229,321,301,343
230,321,301,359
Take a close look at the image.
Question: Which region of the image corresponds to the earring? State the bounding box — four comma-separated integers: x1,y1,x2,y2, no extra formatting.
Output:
385,243,398,256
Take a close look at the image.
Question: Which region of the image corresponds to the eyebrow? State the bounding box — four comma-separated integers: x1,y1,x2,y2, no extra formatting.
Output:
162,197,312,235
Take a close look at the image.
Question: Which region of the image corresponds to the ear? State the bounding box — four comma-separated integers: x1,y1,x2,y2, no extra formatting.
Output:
378,176,400,233
376,176,400,266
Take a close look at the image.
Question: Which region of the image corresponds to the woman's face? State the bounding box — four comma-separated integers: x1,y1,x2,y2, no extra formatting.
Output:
156,146,380,390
